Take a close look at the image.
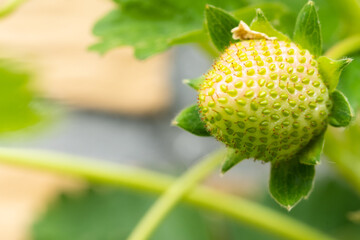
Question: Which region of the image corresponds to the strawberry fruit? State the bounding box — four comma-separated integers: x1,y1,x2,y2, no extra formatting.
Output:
198,39,330,163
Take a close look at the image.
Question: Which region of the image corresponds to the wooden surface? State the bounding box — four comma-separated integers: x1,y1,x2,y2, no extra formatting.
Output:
0,164,83,240
0,0,171,115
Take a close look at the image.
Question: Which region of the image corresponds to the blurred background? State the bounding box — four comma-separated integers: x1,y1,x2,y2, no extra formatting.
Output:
0,0,359,239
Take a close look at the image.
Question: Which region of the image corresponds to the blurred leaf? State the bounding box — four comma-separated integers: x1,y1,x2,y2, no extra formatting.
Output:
221,147,244,173
91,0,247,59
329,90,354,127
183,76,205,91
249,9,288,40
269,158,315,210
172,105,210,137
318,56,352,92
325,0,360,38
31,179,360,240
168,30,208,45
0,59,45,134
232,2,292,25
348,210,360,224
32,188,211,240
205,5,239,52
216,176,360,240
293,1,322,57
299,131,325,165
337,56,360,111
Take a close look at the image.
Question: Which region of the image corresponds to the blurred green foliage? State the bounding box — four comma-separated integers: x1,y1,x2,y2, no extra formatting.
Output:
91,0,248,59
91,0,296,59
92,0,360,59
0,59,44,134
32,188,212,240
32,176,360,240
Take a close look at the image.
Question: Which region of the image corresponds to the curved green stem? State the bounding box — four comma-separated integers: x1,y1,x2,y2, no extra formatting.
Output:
325,34,360,59
0,0,26,19
0,147,334,240
324,129,360,193
128,150,226,240
329,0,360,35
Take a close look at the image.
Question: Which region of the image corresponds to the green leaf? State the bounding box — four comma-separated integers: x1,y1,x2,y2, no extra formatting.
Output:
293,1,322,57
0,59,45,135
329,90,354,127
205,5,239,52
299,131,326,165
172,105,210,136
91,0,246,59
318,56,352,92
221,148,245,173
168,30,208,45
183,76,205,91
32,188,211,240
250,9,288,41
270,158,315,210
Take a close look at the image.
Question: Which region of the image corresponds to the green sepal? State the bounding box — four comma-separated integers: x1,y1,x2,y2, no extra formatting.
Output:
293,1,322,57
221,148,245,173
205,5,239,52
172,104,210,137
299,131,326,165
329,90,354,127
318,56,352,92
269,158,315,210
250,9,288,41
183,76,205,91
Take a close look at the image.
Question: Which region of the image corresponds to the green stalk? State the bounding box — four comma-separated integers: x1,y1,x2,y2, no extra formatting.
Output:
127,150,226,240
324,130,360,193
0,0,26,19
0,147,334,240
325,34,360,59
328,0,360,35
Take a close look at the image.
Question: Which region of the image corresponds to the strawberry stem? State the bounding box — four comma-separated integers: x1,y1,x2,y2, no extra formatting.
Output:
127,149,226,240
0,0,26,19
0,147,334,240
325,34,360,59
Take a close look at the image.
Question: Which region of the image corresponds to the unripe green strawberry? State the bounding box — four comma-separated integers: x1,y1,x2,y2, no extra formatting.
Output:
198,39,331,162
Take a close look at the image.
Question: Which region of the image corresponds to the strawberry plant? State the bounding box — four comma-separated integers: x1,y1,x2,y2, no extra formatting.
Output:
0,1,359,240
174,3,353,210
